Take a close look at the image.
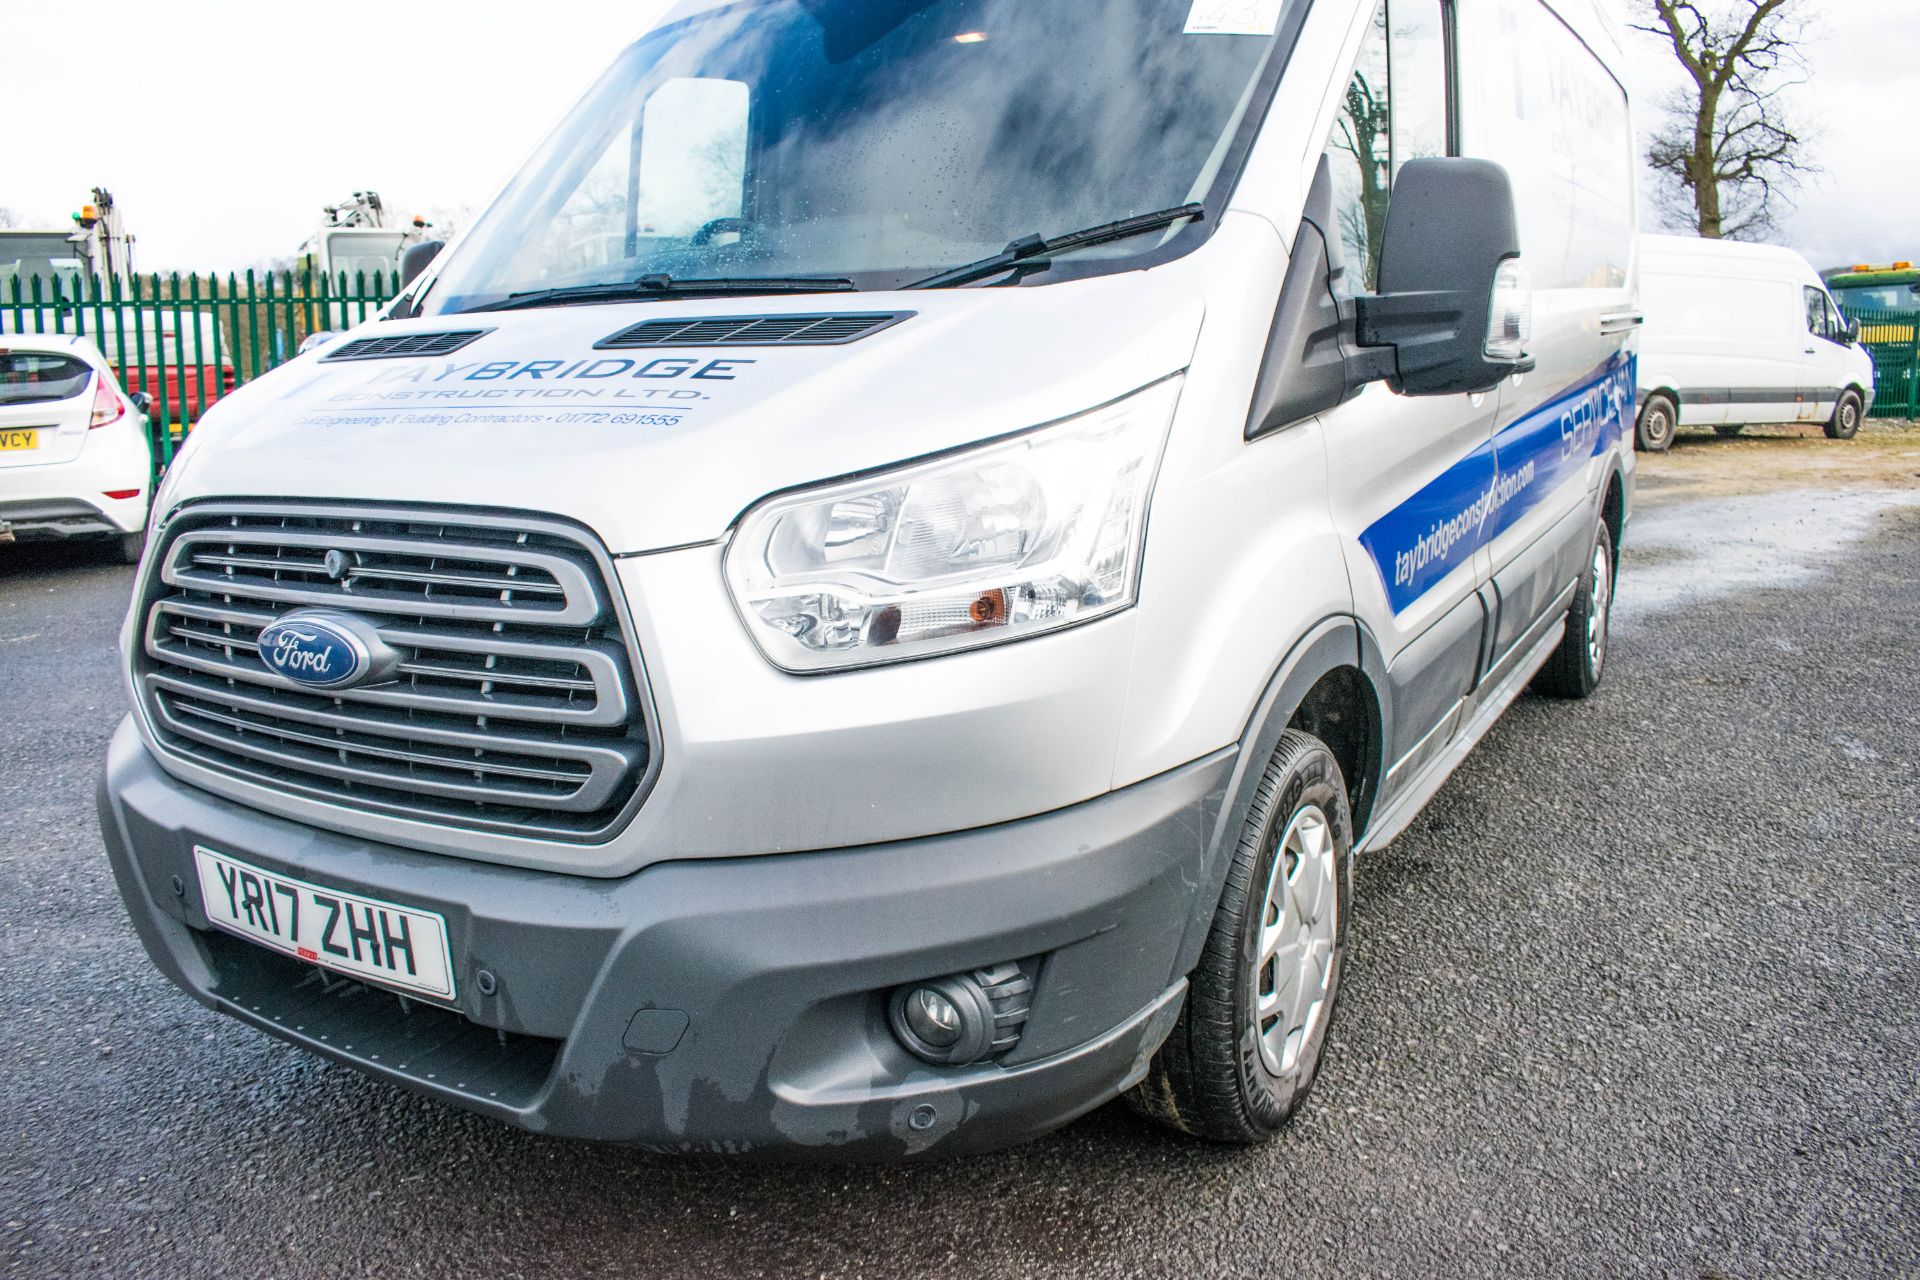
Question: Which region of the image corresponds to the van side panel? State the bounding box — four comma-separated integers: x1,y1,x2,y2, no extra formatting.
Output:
1462,0,1636,667
1123,0,1644,818
1299,0,1499,807
1637,266,1734,425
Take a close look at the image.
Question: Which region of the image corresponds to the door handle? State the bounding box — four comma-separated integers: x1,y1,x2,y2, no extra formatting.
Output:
1599,309,1645,335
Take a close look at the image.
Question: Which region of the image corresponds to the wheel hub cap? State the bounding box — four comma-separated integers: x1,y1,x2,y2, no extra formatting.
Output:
1587,540,1612,672
1253,803,1339,1077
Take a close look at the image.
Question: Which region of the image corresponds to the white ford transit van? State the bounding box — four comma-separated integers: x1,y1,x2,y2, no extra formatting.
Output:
100,0,1639,1157
1634,233,1875,451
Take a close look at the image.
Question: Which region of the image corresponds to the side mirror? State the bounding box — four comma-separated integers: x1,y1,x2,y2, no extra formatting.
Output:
128,391,152,417
1351,158,1534,396
401,239,445,287
1845,317,1862,344
1245,157,1535,441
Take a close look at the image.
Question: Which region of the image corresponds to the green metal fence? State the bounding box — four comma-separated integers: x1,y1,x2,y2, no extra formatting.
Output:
1841,306,1919,420
1,270,401,472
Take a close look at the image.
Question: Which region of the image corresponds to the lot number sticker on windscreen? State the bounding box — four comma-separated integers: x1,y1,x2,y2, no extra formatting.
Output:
193,846,457,1001
1185,0,1284,35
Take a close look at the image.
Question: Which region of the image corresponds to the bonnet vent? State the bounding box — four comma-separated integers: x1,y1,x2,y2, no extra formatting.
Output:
322,330,491,362
596,313,913,350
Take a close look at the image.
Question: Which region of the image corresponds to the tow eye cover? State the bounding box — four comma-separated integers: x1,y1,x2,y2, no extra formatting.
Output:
257,609,401,691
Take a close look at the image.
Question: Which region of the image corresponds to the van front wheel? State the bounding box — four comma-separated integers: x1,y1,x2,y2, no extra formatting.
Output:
1636,393,1678,452
1826,389,1863,441
1126,730,1353,1143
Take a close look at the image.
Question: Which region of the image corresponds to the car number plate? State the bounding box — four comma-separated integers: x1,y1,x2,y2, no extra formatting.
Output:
0,429,39,451
193,846,457,1001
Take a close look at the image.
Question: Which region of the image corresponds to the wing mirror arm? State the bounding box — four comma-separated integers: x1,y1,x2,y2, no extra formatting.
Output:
1345,158,1535,398
1350,286,1538,390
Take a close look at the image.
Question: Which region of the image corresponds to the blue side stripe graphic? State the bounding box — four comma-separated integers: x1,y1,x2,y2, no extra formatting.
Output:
1359,352,1634,615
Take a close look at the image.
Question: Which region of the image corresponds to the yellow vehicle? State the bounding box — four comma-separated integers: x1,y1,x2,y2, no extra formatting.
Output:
1826,263,1918,418
1827,261,1919,343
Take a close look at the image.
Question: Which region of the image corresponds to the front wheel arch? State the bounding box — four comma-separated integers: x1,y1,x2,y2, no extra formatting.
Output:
1164,618,1382,987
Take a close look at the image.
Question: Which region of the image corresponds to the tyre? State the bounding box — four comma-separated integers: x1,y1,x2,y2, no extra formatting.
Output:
113,531,146,566
1713,423,1744,438
1636,393,1677,452
1825,389,1863,441
1127,729,1353,1143
1533,520,1613,699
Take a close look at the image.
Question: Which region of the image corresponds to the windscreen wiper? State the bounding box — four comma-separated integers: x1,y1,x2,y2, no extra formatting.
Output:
474,273,858,313
905,204,1205,291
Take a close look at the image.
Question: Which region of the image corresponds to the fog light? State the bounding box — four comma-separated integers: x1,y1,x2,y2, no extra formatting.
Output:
888,963,1033,1067
903,987,964,1049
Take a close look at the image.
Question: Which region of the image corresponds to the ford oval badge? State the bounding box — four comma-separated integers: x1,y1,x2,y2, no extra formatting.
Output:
257,611,397,691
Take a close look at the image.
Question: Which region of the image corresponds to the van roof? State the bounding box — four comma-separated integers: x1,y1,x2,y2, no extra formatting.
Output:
1639,233,1812,266
1638,233,1820,281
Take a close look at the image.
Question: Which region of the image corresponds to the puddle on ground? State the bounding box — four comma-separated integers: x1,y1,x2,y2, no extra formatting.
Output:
1615,486,1920,628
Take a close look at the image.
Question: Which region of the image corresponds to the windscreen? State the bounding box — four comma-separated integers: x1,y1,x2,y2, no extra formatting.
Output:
0,233,87,295
0,352,94,405
323,231,408,282
1834,282,1920,311
426,0,1296,312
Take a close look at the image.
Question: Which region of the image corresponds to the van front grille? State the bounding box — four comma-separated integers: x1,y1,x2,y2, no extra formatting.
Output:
134,504,655,842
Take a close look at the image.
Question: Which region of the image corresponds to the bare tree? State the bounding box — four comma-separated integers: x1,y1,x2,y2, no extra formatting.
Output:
0,207,19,229
1634,0,1819,241
1327,0,1391,287
416,203,478,242
1332,69,1391,288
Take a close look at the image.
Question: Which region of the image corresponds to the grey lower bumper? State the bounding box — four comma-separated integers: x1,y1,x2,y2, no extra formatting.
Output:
0,497,122,541
98,719,1235,1158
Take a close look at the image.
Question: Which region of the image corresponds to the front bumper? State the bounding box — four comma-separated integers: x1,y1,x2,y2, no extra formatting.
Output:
99,719,1234,1158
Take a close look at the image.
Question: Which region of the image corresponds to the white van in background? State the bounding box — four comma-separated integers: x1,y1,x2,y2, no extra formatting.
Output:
102,0,1640,1158
1635,234,1875,451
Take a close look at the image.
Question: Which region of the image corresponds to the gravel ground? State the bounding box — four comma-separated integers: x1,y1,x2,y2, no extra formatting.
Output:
2,427,1916,1279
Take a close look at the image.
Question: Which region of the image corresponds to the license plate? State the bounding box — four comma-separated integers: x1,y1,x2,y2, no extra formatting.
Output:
0,429,38,452
193,846,457,1001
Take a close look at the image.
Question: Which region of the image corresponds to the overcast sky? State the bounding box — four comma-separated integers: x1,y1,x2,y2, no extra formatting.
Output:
6,0,1915,274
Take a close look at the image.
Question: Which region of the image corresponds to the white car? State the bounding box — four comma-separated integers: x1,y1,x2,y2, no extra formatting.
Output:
1635,234,1877,451
0,334,154,563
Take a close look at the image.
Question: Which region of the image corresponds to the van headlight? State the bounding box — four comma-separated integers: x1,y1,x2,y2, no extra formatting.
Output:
725,375,1181,672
